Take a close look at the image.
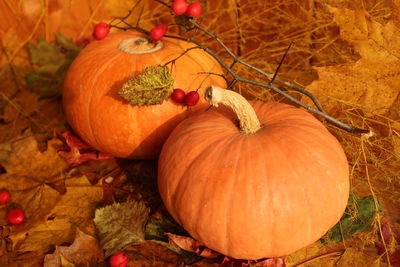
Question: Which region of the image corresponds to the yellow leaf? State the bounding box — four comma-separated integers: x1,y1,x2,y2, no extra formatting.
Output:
304,8,400,116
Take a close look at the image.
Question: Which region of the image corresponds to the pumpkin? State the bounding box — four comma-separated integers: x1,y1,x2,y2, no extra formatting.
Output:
158,86,349,259
63,31,226,159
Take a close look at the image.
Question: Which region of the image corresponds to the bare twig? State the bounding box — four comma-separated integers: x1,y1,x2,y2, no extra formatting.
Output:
270,42,292,85
190,19,326,113
112,0,369,134
293,250,344,267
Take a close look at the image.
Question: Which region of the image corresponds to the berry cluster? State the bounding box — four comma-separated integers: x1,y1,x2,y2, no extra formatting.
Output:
149,1,202,41
91,1,203,108
92,1,202,41
172,0,202,17
171,89,200,106
0,189,25,225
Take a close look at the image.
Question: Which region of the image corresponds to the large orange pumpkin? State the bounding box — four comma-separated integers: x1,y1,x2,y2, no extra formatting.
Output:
63,31,226,159
158,86,349,259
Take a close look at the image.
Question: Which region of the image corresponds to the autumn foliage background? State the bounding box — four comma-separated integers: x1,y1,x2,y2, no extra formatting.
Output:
0,0,399,266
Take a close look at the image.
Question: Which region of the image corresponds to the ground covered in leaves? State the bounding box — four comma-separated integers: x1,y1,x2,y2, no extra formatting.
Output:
0,0,399,266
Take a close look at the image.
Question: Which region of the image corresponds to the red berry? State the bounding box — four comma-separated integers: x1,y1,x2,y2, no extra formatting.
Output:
184,91,200,106
93,22,110,40
172,0,188,15
75,37,92,47
171,89,186,103
157,24,168,35
6,209,25,225
109,251,129,267
0,190,11,205
149,24,168,41
186,3,202,18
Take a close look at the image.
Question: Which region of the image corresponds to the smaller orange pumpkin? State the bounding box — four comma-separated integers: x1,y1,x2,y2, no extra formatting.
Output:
158,86,350,259
63,31,226,159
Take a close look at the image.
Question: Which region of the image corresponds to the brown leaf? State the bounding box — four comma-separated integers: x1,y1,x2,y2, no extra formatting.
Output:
43,228,104,267
125,241,185,267
94,200,150,257
0,135,68,233
304,8,400,116
0,134,103,264
166,233,220,259
166,233,205,254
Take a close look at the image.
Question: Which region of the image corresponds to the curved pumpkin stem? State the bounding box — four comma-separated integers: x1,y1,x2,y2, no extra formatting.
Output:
205,86,261,134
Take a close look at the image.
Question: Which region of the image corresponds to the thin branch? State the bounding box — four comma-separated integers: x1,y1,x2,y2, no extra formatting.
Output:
270,42,292,85
190,19,326,113
162,46,203,66
163,33,368,133
153,0,170,8
114,1,369,134
293,250,344,267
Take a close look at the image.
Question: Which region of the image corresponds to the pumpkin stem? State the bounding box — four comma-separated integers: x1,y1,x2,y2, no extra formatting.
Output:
205,86,262,134
118,36,163,54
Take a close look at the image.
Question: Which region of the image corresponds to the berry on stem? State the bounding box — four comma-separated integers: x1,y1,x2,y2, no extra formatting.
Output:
171,89,186,103
109,251,129,267
6,209,25,225
149,24,168,41
93,22,110,40
0,190,11,205
184,91,200,106
172,0,188,16
186,3,202,18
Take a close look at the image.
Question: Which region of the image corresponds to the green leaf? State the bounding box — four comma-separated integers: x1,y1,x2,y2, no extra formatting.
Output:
145,212,187,242
94,200,150,257
321,192,381,243
56,33,81,55
145,213,201,264
27,37,64,66
25,34,81,98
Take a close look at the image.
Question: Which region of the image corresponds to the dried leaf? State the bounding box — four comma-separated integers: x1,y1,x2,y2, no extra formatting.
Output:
304,8,400,115
375,222,400,266
43,229,104,267
0,134,103,263
57,131,114,165
119,66,174,106
0,136,68,232
124,240,185,267
166,233,206,255
94,200,150,257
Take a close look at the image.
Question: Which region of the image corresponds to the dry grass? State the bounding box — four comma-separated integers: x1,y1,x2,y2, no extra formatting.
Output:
0,0,399,266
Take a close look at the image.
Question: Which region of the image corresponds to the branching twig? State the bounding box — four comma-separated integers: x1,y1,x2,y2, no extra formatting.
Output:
190,19,326,113
112,0,369,134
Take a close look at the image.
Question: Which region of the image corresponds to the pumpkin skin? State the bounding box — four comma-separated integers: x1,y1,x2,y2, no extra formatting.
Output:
158,101,349,259
63,31,226,159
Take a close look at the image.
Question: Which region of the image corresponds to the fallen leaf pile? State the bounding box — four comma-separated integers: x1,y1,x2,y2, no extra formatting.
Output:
0,0,399,266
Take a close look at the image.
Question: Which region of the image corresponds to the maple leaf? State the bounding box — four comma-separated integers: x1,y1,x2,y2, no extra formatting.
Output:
0,135,69,232
43,228,104,267
304,7,400,116
0,134,104,262
94,200,150,257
